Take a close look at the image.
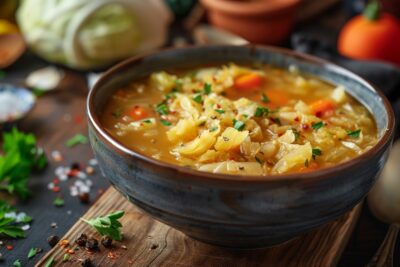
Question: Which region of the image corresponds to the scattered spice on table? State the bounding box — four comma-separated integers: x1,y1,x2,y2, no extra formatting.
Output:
0,201,32,238
76,233,88,247
47,235,60,247
85,238,99,251
81,258,95,267
53,197,65,207
63,253,70,262
12,259,21,267
81,211,125,241
66,134,88,147
44,256,55,267
101,235,113,248
27,247,38,259
51,150,63,162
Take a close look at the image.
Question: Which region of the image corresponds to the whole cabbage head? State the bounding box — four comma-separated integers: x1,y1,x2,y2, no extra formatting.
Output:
17,0,171,70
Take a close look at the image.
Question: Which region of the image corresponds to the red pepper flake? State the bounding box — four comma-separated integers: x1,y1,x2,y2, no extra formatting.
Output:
74,115,84,124
107,252,117,259
294,117,300,122
67,169,79,178
60,239,69,247
67,249,75,255
302,124,309,130
53,178,60,184
6,245,13,251
52,186,61,193
216,104,221,109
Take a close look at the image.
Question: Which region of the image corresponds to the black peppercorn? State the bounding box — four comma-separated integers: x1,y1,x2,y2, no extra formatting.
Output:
47,235,60,247
81,258,95,267
78,192,90,204
75,233,88,247
86,238,99,251
101,236,112,248
71,162,81,170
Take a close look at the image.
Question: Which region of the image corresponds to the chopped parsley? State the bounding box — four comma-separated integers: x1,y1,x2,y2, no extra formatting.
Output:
347,129,361,138
203,83,212,94
142,119,152,124
53,197,64,207
215,109,225,114
28,248,38,259
292,129,300,140
312,121,324,130
261,93,269,103
254,106,269,117
165,88,179,99
233,119,245,131
312,148,322,160
255,156,263,164
66,134,88,147
210,127,218,132
273,118,281,126
193,94,202,104
160,119,172,126
156,101,169,115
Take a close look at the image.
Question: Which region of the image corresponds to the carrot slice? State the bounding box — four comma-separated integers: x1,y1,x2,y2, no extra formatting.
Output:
263,89,289,107
127,106,149,121
309,99,335,117
234,73,263,90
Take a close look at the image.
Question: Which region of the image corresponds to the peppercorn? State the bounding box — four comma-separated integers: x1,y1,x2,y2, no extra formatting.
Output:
85,238,99,251
71,162,81,170
81,258,95,267
75,234,88,247
78,192,90,204
47,235,60,247
101,236,112,248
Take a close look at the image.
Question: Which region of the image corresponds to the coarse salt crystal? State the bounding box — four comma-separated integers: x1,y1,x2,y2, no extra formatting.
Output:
88,158,98,166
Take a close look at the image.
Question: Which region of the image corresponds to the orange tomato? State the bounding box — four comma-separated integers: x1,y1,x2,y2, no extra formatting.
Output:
337,2,400,65
127,106,149,121
234,73,263,90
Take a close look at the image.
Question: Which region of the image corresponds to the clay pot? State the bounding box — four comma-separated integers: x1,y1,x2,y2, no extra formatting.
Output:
200,0,301,44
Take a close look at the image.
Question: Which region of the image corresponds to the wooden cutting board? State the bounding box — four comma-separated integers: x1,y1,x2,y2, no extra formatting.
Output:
36,187,362,267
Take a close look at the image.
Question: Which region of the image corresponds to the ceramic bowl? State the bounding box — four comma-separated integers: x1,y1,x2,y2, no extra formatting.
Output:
200,0,301,45
87,45,394,248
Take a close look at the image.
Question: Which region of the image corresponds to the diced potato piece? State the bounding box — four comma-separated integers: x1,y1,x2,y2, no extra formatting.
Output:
279,129,296,144
167,119,198,143
245,119,263,141
331,86,347,104
341,141,362,154
215,127,249,152
294,101,312,114
170,95,202,119
150,71,177,92
272,142,312,174
233,98,258,118
198,160,263,175
178,131,216,157
260,141,279,158
278,112,298,124
240,138,261,158
327,126,348,140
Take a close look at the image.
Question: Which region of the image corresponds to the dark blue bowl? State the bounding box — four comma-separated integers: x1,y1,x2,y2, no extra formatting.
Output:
87,45,394,248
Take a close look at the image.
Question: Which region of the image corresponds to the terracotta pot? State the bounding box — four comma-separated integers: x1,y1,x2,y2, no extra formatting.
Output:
200,0,301,44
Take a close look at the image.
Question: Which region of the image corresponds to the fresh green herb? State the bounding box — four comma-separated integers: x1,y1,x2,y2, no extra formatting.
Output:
63,253,70,262
142,119,152,124
44,256,55,267
255,156,263,164
312,121,324,130
31,88,46,97
254,107,269,117
233,119,245,131
261,93,269,103
65,134,88,147
156,101,169,115
193,94,202,104
53,197,64,207
28,248,38,259
215,109,225,114
0,70,6,79
111,107,123,118
160,119,172,126
304,159,309,167
13,260,22,267
82,211,125,241
210,127,218,132
347,129,361,138
0,200,31,238
165,88,179,100
312,148,322,160
203,83,212,94
292,129,300,140
174,79,183,91
273,118,281,126
0,128,47,198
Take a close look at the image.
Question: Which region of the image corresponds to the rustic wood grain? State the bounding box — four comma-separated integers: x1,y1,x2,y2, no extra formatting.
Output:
36,187,362,267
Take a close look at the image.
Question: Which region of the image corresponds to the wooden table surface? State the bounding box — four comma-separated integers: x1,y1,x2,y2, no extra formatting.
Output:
0,5,397,267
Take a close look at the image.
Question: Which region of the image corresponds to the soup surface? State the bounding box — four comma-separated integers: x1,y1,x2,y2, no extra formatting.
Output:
101,64,377,175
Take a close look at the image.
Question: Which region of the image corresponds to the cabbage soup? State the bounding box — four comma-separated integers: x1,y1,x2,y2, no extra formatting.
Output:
101,64,377,175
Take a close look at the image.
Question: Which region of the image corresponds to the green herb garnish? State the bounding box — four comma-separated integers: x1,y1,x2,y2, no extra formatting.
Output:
53,197,64,207
312,121,324,130
347,129,361,138
44,256,55,267
203,83,212,94
31,88,47,97
63,253,70,262
273,118,281,126
312,148,322,160
233,119,245,131
210,127,218,132
0,128,47,198
160,119,172,126
142,119,152,124
254,107,269,117
82,211,124,241
156,101,169,115
215,109,225,114
292,129,300,140
261,93,269,103
0,201,29,238
13,260,22,267
193,94,202,104
65,134,88,147
255,156,263,164
28,248,38,259
165,88,179,100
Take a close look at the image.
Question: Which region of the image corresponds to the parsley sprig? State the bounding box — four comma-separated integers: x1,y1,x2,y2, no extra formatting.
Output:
0,200,32,238
0,128,47,199
82,211,125,241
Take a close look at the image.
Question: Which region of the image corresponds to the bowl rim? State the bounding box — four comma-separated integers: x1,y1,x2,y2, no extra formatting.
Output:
87,44,395,183
200,0,301,16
